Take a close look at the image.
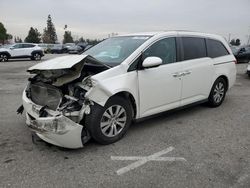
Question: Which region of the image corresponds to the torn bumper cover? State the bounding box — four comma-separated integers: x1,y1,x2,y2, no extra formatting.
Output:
23,91,84,149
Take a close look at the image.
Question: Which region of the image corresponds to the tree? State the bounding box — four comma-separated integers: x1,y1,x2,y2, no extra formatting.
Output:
0,22,10,44
63,31,73,43
14,36,22,43
42,15,57,43
230,38,241,46
235,39,241,46
25,27,41,43
230,39,236,46
78,37,86,43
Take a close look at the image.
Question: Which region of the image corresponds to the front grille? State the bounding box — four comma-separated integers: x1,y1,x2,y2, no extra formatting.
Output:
30,82,62,110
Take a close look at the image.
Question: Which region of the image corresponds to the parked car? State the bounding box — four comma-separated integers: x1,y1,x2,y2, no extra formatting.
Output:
247,62,250,77
0,43,44,62
234,46,250,63
68,45,83,54
77,42,88,50
38,43,55,53
83,44,93,51
20,31,236,148
50,44,68,54
64,43,75,51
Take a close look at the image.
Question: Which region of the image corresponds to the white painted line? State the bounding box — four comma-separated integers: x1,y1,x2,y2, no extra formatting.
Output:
111,146,186,175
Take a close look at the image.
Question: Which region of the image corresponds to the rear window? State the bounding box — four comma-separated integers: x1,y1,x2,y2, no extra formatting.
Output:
182,37,206,60
23,44,35,48
206,39,229,58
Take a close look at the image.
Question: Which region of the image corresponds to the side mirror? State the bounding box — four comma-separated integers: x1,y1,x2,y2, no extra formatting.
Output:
142,57,162,68
10,47,14,50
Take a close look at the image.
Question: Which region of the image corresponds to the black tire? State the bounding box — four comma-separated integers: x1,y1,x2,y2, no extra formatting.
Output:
85,96,132,144
0,53,9,62
207,77,227,107
31,53,42,61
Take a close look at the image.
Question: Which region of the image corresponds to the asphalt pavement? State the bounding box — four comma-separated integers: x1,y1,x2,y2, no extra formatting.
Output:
0,54,249,188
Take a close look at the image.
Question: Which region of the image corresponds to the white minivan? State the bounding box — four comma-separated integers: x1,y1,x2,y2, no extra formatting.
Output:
20,31,236,148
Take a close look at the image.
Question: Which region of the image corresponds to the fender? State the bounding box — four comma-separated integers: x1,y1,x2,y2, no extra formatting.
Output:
31,50,44,56
0,51,11,57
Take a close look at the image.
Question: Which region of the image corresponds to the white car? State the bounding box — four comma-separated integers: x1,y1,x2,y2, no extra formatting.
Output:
0,43,44,62
247,62,250,77
20,31,236,148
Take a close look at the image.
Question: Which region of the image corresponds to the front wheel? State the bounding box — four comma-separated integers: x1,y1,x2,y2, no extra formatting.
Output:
0,54,9,62
85,96,132,144
207,78,227,107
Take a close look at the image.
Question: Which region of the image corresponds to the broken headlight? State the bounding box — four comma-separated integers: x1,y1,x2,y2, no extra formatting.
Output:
82,76,95,90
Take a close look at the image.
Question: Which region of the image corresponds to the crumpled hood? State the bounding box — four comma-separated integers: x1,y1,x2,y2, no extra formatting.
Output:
28,55,89,71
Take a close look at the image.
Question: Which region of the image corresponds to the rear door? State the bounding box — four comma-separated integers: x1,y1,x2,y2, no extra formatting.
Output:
22,44,36,56
180,37,214,106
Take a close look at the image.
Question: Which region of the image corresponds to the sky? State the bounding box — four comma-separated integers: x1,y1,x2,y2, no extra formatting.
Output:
1,0,250,44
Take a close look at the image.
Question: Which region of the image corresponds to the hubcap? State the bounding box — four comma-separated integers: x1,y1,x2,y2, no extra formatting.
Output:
0,54,7,62
100,105,127,137
213,82,224,103
34,54,41,60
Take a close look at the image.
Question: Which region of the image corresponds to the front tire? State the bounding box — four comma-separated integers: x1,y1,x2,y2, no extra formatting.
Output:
0,54,9,62
85,96,132,144
207,78,227,107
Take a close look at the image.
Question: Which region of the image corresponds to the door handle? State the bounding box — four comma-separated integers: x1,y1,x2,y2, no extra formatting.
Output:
172,73,179,77
172,72,183,77
183,70,191,76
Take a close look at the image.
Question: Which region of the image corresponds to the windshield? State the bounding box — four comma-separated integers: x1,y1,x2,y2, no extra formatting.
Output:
83,36,150,65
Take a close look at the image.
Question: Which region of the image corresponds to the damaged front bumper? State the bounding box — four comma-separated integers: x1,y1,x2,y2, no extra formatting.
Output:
22,90,85,149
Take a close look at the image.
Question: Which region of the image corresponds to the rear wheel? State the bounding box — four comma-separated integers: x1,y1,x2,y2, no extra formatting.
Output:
0,54,9,62
31,53,41,61
207,78,227,107
85,96,132,144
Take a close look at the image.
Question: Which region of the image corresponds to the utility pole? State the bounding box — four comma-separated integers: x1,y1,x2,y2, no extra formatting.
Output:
228,33,231,43
247,26,250,45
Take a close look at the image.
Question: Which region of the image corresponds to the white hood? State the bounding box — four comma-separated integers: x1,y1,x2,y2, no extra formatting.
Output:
28,55,88,71
0,47,9,52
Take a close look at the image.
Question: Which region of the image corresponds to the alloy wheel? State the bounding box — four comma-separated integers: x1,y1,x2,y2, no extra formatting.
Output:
213,82,225,103
34,53,41,61
100,105,127,137
0,54,8,62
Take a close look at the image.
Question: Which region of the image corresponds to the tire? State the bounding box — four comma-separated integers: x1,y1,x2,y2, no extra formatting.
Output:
85,96,132,144
31,53,41,61
0,54,9,62
207,77,227,107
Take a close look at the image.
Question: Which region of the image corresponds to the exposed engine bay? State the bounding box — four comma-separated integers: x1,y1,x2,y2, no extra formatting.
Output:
25,55,109,131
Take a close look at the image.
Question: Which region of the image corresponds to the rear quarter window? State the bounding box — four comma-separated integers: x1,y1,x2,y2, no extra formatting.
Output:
182,37,206,60
206,39,229,58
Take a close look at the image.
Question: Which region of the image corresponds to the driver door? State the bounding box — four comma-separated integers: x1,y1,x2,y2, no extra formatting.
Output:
9,44,24,57
138,37,183,118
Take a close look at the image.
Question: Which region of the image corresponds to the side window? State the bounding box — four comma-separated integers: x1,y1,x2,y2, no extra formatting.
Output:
13,44,22,48
182,37,206,60
206,39,229,58
23,44,35,48
143,37,177,64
